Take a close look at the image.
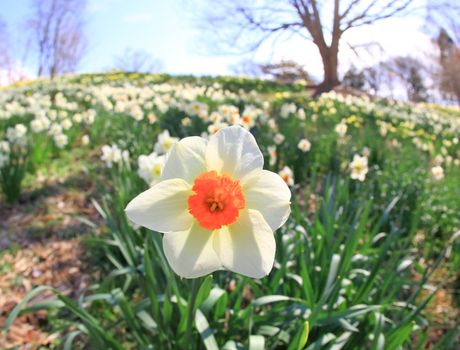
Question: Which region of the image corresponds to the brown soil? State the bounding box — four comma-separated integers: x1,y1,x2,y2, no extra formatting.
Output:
0,171,100,349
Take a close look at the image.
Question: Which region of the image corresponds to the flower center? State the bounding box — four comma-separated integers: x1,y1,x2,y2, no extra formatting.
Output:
151,164,162,177
352,162,364,173
188,171,245,230
163,139,173,150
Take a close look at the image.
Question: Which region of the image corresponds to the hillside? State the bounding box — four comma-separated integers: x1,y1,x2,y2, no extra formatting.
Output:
0,73,459,349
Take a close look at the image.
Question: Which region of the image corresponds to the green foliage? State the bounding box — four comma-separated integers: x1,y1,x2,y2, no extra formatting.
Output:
1,73,459,349
0,141,28,203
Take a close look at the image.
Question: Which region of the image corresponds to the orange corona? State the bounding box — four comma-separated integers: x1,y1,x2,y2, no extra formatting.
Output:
188,171,245,230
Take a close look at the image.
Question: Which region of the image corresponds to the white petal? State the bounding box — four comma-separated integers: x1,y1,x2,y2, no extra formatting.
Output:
206,126,263,179
163,222,222,278
242,170,291,230
125,178,193,233
161,136,207,183
213,209,275,278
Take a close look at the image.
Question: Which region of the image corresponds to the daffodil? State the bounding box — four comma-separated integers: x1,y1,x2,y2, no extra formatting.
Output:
81,135,90,146
154,130,179,155
137,152,166,186
268,145,277,167
54,133,68,148
101,144,128,168
6,124,27,143
0,141,10,168
335,122,347,137
274,133,285,145
297,139,311,153
125,126,291,279
430,165,444,180
349,154,368,181
278,166,294,186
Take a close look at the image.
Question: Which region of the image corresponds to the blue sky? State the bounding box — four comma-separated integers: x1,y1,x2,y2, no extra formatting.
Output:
2,0,432,80
2,0,238,75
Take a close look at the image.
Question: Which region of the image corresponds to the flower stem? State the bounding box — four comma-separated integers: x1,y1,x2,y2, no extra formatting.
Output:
184,277,201,349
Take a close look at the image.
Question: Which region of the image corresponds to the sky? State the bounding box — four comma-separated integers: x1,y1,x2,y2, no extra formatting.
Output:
1,0,435,83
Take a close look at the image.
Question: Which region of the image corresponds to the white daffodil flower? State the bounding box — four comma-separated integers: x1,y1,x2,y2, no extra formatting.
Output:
335,122,347,137
350,154,368,181
297,138,312,153
81,135,90,146
154,130,179,155
268,145,277,167
430,165,444,180
125,126,291,279
54,133,68,149
137,152,166,187
278,166,294,186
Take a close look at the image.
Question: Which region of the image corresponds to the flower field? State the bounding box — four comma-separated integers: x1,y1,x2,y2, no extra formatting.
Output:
0,72,459,349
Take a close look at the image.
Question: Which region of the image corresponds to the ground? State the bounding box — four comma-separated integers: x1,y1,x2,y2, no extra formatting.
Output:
0,159,100,349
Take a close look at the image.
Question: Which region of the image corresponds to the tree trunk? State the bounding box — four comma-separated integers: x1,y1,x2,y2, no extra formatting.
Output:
314,45,340,96
37,65,43,77
50,66,56,79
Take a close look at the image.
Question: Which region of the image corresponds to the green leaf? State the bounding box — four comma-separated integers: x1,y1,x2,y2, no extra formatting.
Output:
137,310,158,331
64,330,82,350
249,335,265,350
201,287,226,314
324,254,341,295
195,309,219,350
112,288,149,344
222,340,245,350
317,305,381,325
57,294,123,350
305,333,336,350
195,275,213,308
299,258,315,306
21,299,65,313
3,286,55,331
338,319,359,333
252,295,296,307
288,321,310,350
385,321,414,350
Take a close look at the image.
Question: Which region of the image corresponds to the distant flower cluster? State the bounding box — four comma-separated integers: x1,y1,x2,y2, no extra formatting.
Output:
101,144,130,168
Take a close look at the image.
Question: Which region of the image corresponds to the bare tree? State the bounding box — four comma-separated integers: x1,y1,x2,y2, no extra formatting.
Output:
114,48,164,73
202,0,414,95
380,56,428,102
436,30,460,105
427,1,460,45
362,66,382,95
425,2,460,104
441,52,460,105
28,0,87,78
